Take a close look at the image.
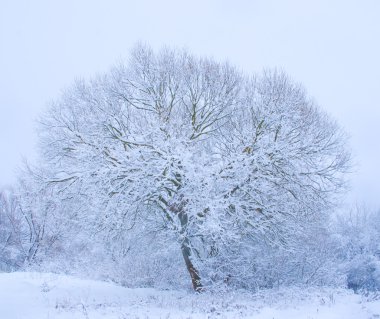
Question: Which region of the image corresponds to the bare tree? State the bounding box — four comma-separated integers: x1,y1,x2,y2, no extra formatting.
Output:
36,44,350,291
0,189,22,270
0,186,45,269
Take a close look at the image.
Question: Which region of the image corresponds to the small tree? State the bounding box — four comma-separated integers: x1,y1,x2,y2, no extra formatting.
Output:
0,189,23,270
36,44,350,291
0,173,61,270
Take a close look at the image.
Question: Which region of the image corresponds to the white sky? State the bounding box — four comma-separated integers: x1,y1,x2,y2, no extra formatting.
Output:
1,0,379,208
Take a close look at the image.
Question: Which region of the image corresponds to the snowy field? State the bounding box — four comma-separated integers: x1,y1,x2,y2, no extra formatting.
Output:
1,272,380,319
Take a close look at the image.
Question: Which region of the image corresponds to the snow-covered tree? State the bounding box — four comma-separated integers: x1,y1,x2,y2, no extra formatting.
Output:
0,188,23,270
0,172,62,270
333,206,380,292
36,44,350,290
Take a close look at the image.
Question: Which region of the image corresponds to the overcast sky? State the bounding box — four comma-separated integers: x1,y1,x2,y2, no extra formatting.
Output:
1,0,379,209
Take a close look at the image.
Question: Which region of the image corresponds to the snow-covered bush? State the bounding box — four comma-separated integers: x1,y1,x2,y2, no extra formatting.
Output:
333,206,380,292
347,255,380,292
196,215,344,290
250,223,343,288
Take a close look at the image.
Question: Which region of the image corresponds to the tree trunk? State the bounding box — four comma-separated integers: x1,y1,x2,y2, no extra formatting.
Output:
178,210,203,292
181,236,202,292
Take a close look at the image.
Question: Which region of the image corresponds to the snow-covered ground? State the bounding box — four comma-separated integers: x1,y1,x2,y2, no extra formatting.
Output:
1,272,380,319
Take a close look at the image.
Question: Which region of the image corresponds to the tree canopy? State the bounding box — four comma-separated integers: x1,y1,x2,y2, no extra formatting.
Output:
37,44,351,290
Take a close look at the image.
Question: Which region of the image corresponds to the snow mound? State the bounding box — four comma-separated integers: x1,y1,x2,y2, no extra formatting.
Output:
1,272,380,318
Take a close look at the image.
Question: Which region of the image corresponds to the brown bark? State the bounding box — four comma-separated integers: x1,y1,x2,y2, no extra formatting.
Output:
177,210,203,292
181,239,202,292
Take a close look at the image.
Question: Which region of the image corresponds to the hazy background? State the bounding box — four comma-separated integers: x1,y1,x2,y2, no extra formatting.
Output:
1,0,379,209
